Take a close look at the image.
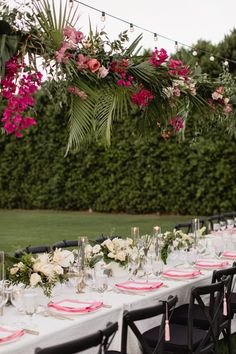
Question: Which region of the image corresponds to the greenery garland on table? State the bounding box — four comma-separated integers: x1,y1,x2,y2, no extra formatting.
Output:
0,0,235,152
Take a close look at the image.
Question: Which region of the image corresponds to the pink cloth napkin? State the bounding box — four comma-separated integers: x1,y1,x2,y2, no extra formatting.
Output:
162,269,201,278
48,299,103,313
0,327,24,343
115,281,163,291
222,251,236,259
195,259,229,268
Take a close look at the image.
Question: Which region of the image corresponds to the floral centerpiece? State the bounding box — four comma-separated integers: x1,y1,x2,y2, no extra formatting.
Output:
9,249,74,297
100,237,135,267
159,229,194,264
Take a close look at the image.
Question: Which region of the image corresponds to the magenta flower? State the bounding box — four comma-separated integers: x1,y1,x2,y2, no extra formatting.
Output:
132,89,154,107
169,116,184,132
150,47,168,67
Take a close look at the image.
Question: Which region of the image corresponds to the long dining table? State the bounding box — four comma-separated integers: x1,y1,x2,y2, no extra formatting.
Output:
2,231,236,354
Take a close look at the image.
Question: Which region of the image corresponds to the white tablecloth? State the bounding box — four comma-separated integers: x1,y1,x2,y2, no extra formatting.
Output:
3,232,236,354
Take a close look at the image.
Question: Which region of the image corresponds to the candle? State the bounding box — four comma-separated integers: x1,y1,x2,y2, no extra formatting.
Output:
131,227,139,240
153,226,161,235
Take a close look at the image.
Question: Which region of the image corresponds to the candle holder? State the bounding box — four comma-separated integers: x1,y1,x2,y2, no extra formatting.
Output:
192,218,200,248
131,227,139,242
153,226,161,257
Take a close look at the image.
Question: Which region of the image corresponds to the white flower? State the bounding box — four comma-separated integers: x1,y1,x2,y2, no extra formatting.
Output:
93,244,101,254
53,249,74,267
85,244,93,258
102,239,114,253
10,266,19,275
30,273,42,286
173,240,179,248
17,262,25,269
40,263,55,278
107,252,115,259
116,251,126,262
37,253,50,265
53,264,64,275
97,65,109,78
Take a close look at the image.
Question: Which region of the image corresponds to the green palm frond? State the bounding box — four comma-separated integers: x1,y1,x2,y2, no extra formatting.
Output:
124,34,143,57
33,0,80,49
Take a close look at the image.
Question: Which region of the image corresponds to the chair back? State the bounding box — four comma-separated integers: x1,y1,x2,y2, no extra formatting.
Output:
52,240,79,250
174,219,205,234
35,322,118,354
188,277,230,352
122,295,178,354
14,245,51,258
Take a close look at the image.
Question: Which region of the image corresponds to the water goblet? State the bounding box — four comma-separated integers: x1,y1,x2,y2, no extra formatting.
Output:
227,219,234,230
128,253,139,280
152,257,163,279
95,271,108,302
23,289,38,320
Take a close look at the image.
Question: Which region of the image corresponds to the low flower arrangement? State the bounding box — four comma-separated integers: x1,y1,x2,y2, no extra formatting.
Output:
9,249,74,297
159,229,194,264
100,237,135,267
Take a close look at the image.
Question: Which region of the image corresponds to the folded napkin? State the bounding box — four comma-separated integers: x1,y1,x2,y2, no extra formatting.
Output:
195,259,229,268
0,326,24,343
222,251,236,259
48,299,103,313
162,269,201,278
115,281,163,291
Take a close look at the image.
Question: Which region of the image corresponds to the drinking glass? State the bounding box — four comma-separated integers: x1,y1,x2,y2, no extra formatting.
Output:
128,253,139,280
152,257,163,278
227,219,234,230
220,221,227,231
94,270,108,302
10,285,25,313
23,289,38,318
213,223,220,232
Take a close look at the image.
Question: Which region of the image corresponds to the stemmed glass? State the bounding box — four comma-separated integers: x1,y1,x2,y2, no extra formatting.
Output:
152,256,163,279
94,270,108,302
227,219,234,230
10,285,25,313
22,289,38,323
128,252,139,280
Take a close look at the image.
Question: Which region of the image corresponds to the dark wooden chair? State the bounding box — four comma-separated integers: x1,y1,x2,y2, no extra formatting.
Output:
14,245,51,258
52,240,79,250
35,322,120,354
121,295,178,354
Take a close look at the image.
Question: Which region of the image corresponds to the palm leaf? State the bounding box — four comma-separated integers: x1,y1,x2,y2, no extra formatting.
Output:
124,34,143,57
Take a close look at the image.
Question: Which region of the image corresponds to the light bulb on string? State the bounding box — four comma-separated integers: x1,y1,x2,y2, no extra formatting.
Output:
154,33,158,42
130,23,134,32
210,55,215,62
174,41,179,52
69,0,74,7
192,50,198,56
101,11,106,22
223,59,229,67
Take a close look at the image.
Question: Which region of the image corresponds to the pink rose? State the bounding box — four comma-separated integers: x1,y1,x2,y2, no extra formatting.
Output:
97,66,109,78
87,59,101,73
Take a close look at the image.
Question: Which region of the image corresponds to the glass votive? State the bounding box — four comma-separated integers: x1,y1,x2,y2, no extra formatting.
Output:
131,227,139,241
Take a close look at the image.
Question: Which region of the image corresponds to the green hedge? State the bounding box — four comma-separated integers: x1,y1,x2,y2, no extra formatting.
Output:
0,93,235,215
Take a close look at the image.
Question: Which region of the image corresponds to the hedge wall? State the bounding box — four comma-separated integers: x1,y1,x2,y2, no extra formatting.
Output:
0,93,235,215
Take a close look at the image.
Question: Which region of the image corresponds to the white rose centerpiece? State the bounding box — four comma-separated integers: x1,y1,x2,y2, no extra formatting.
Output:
9,249,74,297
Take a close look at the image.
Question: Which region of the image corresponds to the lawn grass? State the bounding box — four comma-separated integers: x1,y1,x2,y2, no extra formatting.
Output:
0,209,194,254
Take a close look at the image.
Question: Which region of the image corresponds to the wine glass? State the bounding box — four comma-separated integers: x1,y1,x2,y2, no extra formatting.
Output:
128,252,139,280
10,285,25,313
152,257,163,278
94,270,108,302
220,221,227,231
227,219,234,230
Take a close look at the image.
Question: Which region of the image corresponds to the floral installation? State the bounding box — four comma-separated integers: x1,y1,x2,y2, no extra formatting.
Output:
9,249,74,297
0,0,235,150
100,237,136,267
159,229,194,264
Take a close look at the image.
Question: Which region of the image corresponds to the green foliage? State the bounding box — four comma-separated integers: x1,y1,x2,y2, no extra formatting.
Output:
0,89,235,216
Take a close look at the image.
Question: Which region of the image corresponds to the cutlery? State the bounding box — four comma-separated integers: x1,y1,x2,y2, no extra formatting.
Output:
23,328,39,335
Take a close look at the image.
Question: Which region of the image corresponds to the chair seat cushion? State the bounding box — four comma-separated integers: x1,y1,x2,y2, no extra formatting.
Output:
230,292,236,311
142,323,207,352
171,304,210,329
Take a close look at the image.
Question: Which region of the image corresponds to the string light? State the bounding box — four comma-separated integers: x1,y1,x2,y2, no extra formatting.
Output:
210,55,215,62
223,59,229,66
101,11,106,22
71,0,236,65
175,41,179,52
69,0,74,7
154,33,158,41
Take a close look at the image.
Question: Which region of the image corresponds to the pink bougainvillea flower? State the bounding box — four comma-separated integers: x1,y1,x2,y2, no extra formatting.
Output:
169,116,184,132
87,59,101,73
168,59,189,78
132,89,154,107
150,47,168,67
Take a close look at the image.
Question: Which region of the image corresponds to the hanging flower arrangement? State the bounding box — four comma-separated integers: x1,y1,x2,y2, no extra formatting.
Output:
0,0,235,150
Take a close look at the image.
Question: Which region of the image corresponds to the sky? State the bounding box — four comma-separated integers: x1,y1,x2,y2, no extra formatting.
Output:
8,0,236,56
